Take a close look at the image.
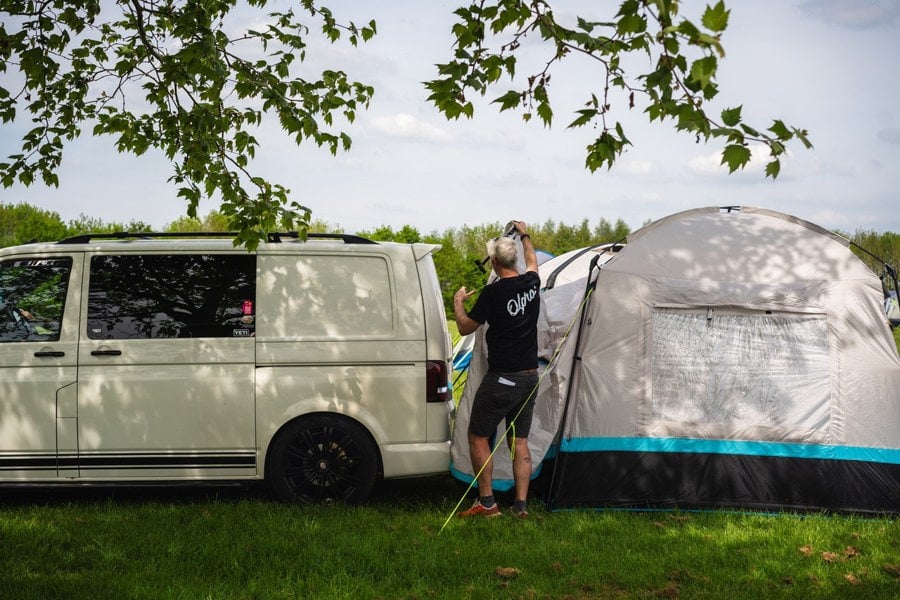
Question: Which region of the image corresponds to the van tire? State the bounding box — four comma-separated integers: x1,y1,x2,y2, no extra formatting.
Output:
266,415,379,504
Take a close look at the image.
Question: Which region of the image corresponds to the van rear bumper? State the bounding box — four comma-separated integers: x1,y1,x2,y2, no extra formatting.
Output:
381,441,451,478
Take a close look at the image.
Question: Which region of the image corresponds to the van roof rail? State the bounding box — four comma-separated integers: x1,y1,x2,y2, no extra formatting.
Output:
56,231,377,245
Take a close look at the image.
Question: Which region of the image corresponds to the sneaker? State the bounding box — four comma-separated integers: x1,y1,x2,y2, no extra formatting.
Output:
511,507,529,519
458,500,501,518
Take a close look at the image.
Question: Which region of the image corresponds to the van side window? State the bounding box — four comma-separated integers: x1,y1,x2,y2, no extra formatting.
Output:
0,257,72,342
258,255,394,337
87,254,256,339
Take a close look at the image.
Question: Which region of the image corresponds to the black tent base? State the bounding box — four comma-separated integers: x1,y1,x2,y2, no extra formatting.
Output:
543,451,900,515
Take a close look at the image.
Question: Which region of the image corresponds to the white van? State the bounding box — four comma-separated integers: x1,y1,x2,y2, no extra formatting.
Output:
0,232,453,503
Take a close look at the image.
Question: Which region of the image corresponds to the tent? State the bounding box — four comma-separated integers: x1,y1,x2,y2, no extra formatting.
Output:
539,243,624,290
450,243,622,491
451,206,900,513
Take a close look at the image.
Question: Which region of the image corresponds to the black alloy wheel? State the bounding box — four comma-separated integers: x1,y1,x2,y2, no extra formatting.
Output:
267,415,379,504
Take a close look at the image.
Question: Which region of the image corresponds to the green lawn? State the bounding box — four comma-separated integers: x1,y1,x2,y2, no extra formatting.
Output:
1,480,897,599
1,321,896,598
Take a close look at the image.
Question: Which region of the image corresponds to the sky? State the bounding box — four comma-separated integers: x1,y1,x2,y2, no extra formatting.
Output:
1,0,899,236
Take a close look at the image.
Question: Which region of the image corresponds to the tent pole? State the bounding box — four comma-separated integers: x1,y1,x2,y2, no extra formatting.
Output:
544,242,623,291
545,254,603,510
847,240,899,296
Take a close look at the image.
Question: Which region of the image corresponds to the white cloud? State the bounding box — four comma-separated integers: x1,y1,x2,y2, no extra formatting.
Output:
878,128,900,145
809,208,854,230
686,144,782,178
798,0,900,29
367,113,454,142
619,160,655,176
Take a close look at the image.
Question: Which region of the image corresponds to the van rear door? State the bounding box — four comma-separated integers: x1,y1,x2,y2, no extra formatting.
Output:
412,244,453,444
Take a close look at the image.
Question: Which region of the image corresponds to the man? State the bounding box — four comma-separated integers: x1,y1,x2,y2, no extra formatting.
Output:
454,220,540,518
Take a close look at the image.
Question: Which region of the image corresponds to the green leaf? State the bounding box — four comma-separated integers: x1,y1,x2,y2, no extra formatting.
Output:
721,144,751,173
567,108,598,129
675,19,701,40
537,101,553,126
576,17,595,32
492,90,522,111
768,119,791,139
765,159,781,179
662,35,680,55
617,13,646,35
702,1,730,33
740,123,761,137
689,56,717,90
721,106,742,127
794,128,814,149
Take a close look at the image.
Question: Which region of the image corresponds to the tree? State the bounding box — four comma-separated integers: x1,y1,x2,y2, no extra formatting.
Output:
843,229,900,293
165,211,339,233
0,0,374,249
66,214,153,235
0,202,160,247
424,0,811,176
423,228,487,315
0,202,68,246
358,225,403,242
358,224,422,243
595,217,631,243
1,1,810,248
165,209,233,232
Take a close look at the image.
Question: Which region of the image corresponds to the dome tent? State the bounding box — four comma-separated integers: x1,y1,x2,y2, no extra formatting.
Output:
450,239,622,494
452,206,900,513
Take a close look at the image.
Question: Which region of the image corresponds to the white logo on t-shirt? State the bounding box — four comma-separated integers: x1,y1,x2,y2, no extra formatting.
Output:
507,287,537,317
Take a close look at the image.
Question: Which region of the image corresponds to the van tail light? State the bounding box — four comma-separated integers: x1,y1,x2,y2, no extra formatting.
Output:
426,360,451,403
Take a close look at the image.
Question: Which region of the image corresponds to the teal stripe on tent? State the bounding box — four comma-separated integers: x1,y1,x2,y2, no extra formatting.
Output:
449,462,545,491
559,437,900,465
449,463,514,492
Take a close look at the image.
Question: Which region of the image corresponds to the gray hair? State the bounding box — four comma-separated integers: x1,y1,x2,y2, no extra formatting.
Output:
487,237,518,270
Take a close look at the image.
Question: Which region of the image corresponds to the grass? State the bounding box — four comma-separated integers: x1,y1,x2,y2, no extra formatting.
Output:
1,479,898,599
1,322,896,598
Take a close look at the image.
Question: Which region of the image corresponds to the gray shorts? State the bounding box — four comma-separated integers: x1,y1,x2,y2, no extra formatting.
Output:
468,371,539,439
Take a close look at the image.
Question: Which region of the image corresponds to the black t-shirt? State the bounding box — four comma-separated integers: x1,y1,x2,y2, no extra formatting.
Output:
468,271,540,372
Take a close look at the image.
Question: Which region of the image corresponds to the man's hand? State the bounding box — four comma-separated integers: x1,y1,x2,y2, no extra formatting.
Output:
511,221,539,274
454,286,481,335
454,286,476,304
512,220,528,236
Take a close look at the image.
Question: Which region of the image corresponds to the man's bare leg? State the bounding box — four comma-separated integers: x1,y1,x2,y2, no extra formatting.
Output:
468,432,494,498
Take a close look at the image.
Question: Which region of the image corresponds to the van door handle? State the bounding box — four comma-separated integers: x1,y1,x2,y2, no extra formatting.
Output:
35,350,65,357
91,349,122,356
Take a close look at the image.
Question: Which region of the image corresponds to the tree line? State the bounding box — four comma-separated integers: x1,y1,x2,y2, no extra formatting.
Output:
357,218,632,313
1,202,896,315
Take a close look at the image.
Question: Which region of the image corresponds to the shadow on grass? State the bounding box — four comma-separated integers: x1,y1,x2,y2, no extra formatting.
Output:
370,473,465,506
0,473,465,508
